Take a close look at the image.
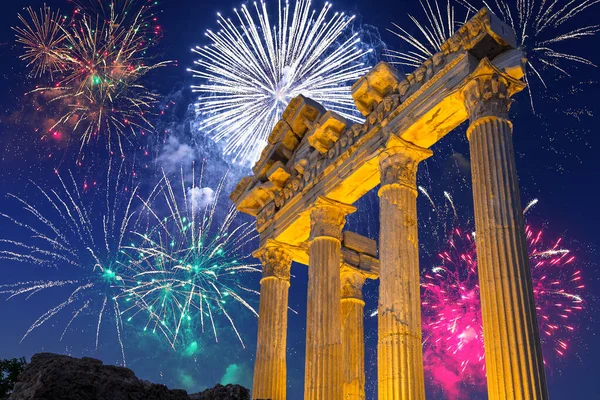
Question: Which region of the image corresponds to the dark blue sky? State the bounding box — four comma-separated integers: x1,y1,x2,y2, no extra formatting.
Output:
1,0,599,399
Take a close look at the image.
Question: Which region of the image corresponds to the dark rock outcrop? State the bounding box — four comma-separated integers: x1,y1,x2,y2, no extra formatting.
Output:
9,353,189,400
8,353,251,400
189,383,250,400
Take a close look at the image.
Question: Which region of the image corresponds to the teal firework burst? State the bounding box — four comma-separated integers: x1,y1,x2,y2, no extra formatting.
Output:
119,168,260,349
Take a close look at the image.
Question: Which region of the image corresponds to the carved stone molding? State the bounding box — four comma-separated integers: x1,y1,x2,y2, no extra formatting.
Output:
441,8,516,57
461,58,526,138
253,241,294,282
340,266,366,302
378,137,433,190
309,197,356,241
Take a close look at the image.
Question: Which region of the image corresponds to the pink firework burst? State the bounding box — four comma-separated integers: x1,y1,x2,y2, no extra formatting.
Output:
421,226,584,399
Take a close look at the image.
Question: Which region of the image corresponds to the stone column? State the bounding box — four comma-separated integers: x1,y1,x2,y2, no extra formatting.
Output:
252,241,294,400
305,197,356,400
341,266,367,400
462,60,548,400
377,138,432,400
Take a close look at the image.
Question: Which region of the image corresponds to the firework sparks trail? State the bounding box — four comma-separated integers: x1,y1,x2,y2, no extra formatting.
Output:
386,0,599,110
14,0,172,158
14,4,68,79
188,0,373,165
524,197,539,214
421,225,584,399
118,166,260,350
0,161,141,365
443,190,457,218
386,0,472,67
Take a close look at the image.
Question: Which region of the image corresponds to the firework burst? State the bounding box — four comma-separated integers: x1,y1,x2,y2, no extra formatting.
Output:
118,167,260,350
386,0,471,67
386,0,599,110
14,5,68,79
14,0,171,158
0,162,142,364
188,0,372,165
422,224,584,398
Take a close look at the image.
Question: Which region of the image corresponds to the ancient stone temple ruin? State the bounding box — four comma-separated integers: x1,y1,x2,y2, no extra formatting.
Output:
231,8,548,400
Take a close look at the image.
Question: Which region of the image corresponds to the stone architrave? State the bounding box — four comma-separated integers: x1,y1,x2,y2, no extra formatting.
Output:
305,197,356,400
461,58,548,400
377,138,432,400
252,241,294,400
341,265,368,400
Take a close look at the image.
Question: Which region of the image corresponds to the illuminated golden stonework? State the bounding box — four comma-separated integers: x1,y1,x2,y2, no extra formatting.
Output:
232,7,547,400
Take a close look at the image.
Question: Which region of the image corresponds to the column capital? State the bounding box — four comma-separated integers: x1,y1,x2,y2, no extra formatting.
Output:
461,58,526,138
253,240,294,282
379,136,432,191
340,265,367,303
309,196,356,241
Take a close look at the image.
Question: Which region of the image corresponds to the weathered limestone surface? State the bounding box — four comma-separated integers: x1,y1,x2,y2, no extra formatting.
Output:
341,266,368,400
251,242,294,400
377,139,431,400
231,8,525,250
231,7,548,400
462,59,548,400
305,197,355,400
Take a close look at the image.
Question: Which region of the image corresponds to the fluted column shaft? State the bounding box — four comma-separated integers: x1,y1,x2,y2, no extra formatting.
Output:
377,140,431,400
252,243,293,400
341,267,367,400
305,197,356,400
463,66,548,400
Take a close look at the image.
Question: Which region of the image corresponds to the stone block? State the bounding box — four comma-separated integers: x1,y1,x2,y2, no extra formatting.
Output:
342,231,377,257
283,95,326,137
307,111,348,154
267,161,291,188
351,62,401,116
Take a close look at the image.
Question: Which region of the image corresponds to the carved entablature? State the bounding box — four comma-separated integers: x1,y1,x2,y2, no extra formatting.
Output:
230,176,254,204
266,161,291,188
271,118,376,216
234,180,276,217
307,111,349,154
351,8,516,122
351,62,402,116
231,7,525,245
441,8,516,59
283,95,326,136
252,95,326,180
269,120,298,152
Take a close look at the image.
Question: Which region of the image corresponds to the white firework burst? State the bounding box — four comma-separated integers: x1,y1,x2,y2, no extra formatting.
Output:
188,0,372,165
386,0,472,67
387,0,599,110
0,162,140,365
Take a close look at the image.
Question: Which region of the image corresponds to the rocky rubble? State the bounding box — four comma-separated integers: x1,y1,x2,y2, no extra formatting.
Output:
8,353,250,400
190,383,250,400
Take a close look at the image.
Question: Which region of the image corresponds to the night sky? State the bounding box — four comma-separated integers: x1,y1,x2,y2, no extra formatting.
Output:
1,0,599,399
